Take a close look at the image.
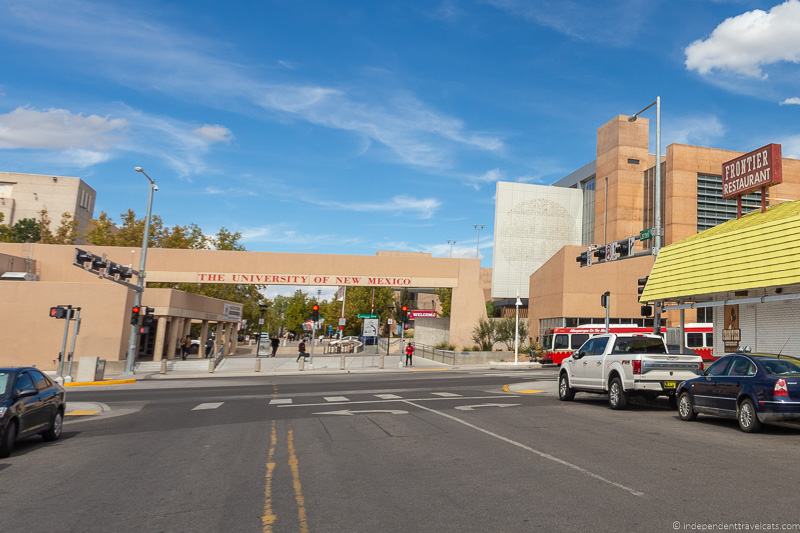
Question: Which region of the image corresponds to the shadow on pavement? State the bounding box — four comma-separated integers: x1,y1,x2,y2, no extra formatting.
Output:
5,430,81,458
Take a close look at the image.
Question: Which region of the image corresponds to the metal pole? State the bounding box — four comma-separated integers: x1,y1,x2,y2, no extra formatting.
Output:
57,308,72,378
473,225,485,259
66,308,81,379
654,95,662,253
679,308,686,354
514,292,520,365
125,171,156,375
604,293,611,333
339,286,346,339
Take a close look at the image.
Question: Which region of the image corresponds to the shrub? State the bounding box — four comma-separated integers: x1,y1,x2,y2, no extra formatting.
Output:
434,341,456,351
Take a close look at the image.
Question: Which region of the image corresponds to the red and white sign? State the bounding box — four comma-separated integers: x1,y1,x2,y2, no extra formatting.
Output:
409,309,437,319
722,144,782,199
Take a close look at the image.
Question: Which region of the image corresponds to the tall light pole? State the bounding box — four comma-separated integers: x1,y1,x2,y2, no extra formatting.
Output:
473,224,486,260
125,166,157,374
628,96,662,334
514,291,522,365
447,240,456,258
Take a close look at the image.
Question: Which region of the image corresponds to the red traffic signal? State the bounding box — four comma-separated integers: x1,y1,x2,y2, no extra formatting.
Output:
312,304,319,311
49,306,70,319
130,305,144,325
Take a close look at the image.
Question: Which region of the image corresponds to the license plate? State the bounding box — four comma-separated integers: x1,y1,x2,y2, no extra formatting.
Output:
662,381,677,389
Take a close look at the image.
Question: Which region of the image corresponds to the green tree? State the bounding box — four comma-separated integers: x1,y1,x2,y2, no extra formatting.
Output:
213,227,245,251
54,212,79,244
86,211,118,245
495,317,528,350
11,218,40,243
342,287,394,336
436,288,452,317
283,290,309,334
37,209,56,244
472,318,497,351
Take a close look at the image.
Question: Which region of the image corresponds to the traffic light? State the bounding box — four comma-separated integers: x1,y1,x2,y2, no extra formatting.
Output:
600,291,610,308
614,237,636,258
119,266,134,281
640,305,653,317
49,305,70,319
74,249,92,267
91,255,108,272
401,305,409,323
637,276,649,298
142,307,155,329
130,305,143,325
576,250,592,268
594,246,607,262
107,263,123,278
311,304,320,323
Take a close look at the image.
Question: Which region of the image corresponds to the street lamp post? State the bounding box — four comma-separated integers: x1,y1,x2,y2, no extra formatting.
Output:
629,96,662,334
447,240,456,258
514,292,522,365
125,166,157,375
256,303,267,356
473,225,486,259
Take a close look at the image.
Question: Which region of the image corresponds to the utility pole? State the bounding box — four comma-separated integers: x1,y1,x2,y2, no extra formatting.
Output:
473,225,486,259
125,167,157,375
514,292,521,365
447,240,456,258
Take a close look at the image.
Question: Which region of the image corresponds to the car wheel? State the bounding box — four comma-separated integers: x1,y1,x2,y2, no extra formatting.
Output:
608,377,628,410
737,398,762,433
42,409,64,442
558,373,575,401
0,420,17,458
678,392,697,421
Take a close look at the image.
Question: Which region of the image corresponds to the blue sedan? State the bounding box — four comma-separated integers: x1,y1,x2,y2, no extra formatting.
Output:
676,354,800,432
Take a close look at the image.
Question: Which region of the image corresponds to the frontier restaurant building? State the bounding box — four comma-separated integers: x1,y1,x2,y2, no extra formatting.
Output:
526,114,800,341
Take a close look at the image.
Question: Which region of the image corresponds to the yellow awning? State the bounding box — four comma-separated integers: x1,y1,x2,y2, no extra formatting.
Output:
641,200,800,302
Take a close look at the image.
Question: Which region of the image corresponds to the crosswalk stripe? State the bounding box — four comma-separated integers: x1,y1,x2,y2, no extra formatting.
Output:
324,396,349,402
431,392,461,397
192,402,224,410
375,394,402,399
269,398,293,405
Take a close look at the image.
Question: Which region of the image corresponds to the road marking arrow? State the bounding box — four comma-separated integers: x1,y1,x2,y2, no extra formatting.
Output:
454,403,521,411
312,409,409,416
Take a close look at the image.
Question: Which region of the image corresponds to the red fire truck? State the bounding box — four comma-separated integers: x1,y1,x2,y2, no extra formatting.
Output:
539,323,714,365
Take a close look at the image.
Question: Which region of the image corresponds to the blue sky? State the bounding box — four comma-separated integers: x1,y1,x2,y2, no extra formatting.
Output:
1,0,799,270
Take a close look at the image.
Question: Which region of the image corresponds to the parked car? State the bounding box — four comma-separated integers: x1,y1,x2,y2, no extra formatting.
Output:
558,333,704,409
676,353,800,432
0,367,66,457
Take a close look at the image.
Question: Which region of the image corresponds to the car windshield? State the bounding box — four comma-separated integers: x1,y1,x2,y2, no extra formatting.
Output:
0,372,8,396
611,337,667,355
759,358,800,376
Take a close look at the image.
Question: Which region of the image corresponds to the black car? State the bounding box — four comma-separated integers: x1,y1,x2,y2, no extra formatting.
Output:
676,354,800,432
0,367,66,457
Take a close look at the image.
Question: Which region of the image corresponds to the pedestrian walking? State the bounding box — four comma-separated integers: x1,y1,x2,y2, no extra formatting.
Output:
296,339,307,362
180,335,191,361
205,336,214,358
271,336,280,357
405,342,415,367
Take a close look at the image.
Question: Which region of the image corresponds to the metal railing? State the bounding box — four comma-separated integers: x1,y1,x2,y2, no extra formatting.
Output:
406,342,458,365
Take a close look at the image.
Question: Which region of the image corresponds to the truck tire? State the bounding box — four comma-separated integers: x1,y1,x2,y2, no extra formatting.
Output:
558,373,575,401
608,376,628,410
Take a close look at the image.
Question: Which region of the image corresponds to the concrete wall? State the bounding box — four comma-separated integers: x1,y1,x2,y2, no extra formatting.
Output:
414,317,450,347
492,181,583,298
0,172,95,237
0,282,134,369
0,252,34,274
528,245,654,339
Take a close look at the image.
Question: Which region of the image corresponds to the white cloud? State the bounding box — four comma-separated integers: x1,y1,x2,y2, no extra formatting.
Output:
0,105,232,174
781,134,800,159
309,195,442,219
781,97,800,106
685,1,800,78
0,107,126,150
240,224,361,247
483,0,654,46
194,124,232,143
381,237,493,259
0,0,502,174
664,114,726,146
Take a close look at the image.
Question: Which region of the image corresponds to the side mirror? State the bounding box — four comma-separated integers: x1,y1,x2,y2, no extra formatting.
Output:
16,388,37,399
573,351,583,360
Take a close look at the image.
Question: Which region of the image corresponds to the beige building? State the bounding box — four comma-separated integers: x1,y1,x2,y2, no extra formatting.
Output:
0,244,488,370
0,171,96,238
528,115,800,339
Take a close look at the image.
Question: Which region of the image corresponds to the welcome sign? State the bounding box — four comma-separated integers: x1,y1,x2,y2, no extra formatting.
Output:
721,144,782,199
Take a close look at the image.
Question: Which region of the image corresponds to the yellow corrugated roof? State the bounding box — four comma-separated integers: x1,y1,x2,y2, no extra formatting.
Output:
641,200,800,302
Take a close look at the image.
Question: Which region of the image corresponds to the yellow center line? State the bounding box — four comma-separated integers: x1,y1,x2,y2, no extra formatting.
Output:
263,420,278,532
287,428,309,533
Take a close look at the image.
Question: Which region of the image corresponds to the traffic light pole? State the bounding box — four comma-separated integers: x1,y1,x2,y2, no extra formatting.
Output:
125,173,156,375
65,308,81,380
56,308,73,378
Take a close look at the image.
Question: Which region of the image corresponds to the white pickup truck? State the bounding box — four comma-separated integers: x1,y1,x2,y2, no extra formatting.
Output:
558,333,704,409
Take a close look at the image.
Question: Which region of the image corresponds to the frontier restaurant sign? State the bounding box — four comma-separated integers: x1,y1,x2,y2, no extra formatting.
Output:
722,143,782,199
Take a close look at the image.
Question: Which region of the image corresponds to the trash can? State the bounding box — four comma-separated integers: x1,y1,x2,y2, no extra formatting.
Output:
94,359,106,381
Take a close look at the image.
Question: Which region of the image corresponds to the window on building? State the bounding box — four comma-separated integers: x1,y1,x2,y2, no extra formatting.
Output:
697,174,762,232
696,307,713,323
580,176,596,245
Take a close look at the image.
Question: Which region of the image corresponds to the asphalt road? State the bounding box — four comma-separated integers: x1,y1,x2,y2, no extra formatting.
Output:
3,369,800,533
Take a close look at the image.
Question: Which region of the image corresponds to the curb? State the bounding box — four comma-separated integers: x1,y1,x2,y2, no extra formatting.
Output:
64,378,137,387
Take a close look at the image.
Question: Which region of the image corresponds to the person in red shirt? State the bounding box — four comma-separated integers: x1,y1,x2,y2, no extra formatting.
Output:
405,342,415,367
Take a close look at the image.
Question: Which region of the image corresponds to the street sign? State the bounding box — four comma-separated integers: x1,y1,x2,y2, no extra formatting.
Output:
362,318,379,336
357,313,378,319
258,318,265,325
387,318,394,325
338,317,346,326
409,310,437,319
639,228,654,241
